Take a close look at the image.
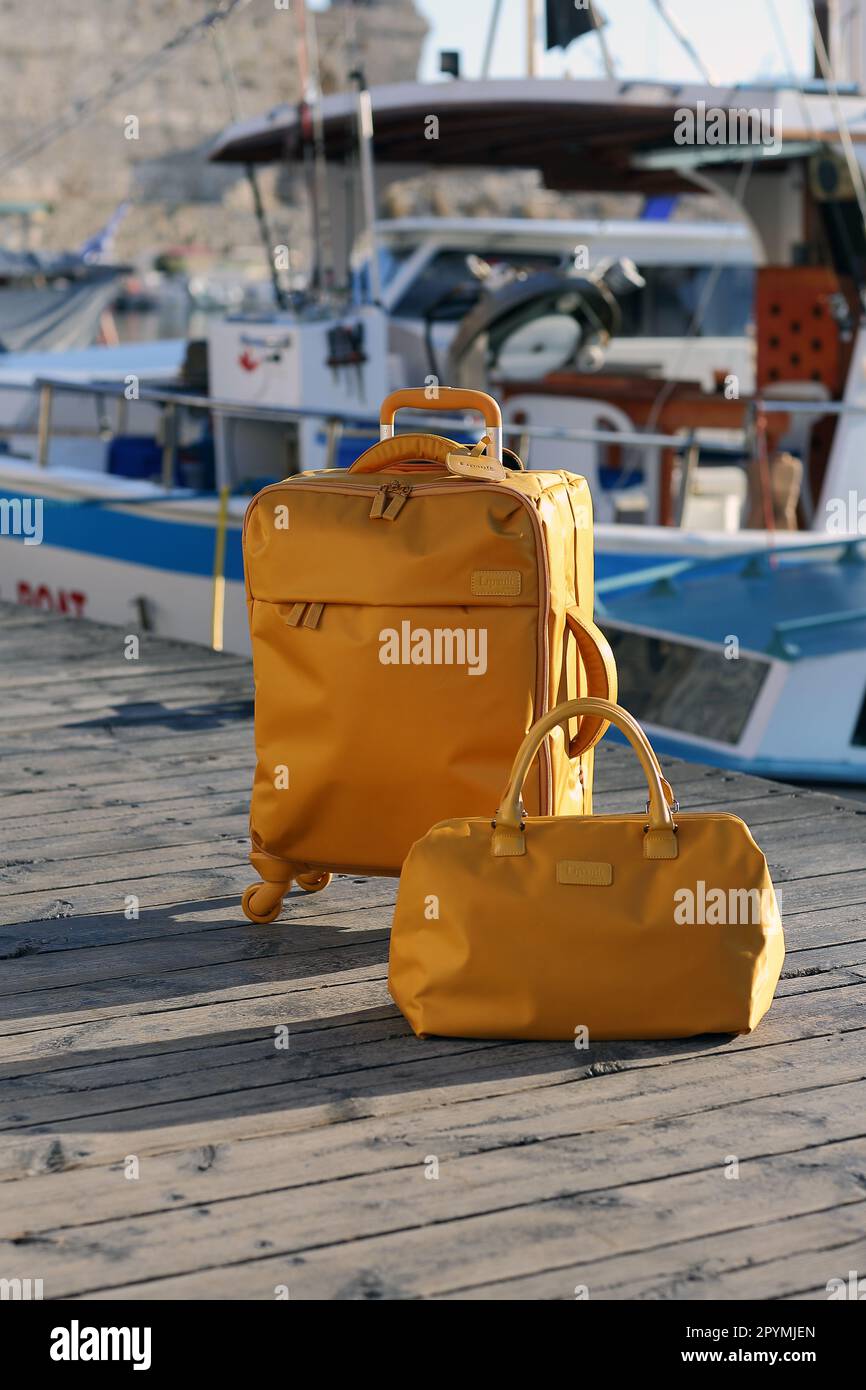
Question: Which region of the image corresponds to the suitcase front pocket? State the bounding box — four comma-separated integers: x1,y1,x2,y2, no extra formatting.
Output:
249,598,541,873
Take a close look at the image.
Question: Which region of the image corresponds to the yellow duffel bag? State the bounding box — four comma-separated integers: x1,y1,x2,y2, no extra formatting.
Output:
389,698,785,1041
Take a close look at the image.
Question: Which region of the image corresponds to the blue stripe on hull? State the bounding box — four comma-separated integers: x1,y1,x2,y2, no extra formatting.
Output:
1,487,245,581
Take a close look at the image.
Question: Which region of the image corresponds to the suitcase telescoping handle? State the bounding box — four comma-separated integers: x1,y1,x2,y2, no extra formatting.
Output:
493,697,679,861
379,387,503,460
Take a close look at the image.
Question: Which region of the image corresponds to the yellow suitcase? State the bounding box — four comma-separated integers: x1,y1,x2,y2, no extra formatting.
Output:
241,387,615,922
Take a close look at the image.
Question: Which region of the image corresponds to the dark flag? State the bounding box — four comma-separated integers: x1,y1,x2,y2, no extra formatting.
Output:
545,0,606,51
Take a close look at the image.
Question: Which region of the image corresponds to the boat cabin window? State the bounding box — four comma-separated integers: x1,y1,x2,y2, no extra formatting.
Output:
617,264,755,339
391,248,561,322
351,245,414,304
604,627,770,745
387,251,754,335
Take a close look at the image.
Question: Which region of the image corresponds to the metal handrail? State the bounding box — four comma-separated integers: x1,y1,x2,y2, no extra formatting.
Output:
7,374,865,438
10,372,749,460
773,607,866,636
767,605,866,658
754,397,866,416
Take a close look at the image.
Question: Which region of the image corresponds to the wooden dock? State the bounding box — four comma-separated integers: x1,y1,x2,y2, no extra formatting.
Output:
1,601,865,1301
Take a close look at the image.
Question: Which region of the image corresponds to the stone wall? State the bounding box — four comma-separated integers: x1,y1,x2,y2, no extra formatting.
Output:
0,0,428,264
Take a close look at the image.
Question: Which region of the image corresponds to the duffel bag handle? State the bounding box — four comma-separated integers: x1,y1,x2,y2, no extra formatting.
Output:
493,698,679,860
379,387,502,458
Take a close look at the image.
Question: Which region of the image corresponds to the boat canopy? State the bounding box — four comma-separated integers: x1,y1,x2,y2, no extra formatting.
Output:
208,77,866,195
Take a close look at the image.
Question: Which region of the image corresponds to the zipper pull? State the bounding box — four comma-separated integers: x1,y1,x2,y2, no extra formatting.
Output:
369,484,390,520
279,602,307,627
383,483,412,520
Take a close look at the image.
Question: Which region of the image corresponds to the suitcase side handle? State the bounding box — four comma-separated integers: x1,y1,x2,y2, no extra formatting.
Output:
379,387,502,459
493,697,679,861
563,610,617,756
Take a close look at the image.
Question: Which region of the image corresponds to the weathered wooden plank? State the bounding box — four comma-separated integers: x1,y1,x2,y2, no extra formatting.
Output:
0,687,253,734
0,779,251,840
1,982,863,1180
0,876,392,957
0,727,251,775
85,1213,866,1301
1,1019,863,1231
740,812,866,881
5,796,251,857
0,865,255,928
1,755,250,809
444,1203,866,1300
0,816,251,889
0,651,249,692
0,722,250,757
0,917,391,998
3,1080,864,1299
0,840,250,902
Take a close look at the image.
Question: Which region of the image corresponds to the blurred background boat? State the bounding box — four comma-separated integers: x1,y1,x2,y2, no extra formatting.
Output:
0,200,129,353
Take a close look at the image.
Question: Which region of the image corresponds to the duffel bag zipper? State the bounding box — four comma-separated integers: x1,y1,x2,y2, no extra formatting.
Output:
246,473,553,813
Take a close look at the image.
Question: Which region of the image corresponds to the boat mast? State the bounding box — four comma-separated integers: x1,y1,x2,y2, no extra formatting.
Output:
526,0,537,77
352,72,382,304
293,0,335,295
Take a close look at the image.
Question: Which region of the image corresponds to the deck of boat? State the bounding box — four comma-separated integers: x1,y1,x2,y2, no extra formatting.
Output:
1,601,864,1301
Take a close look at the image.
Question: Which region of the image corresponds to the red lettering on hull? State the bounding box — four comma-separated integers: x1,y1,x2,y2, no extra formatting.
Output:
17,582,87,617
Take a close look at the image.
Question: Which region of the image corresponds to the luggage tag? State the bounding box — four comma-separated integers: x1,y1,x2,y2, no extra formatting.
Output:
446,435,508,482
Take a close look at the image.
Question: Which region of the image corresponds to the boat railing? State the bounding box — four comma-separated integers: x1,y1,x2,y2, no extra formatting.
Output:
767,606,866,658
8,375,856,530
753,397,866,417
0,374,749,491
6,377,866,474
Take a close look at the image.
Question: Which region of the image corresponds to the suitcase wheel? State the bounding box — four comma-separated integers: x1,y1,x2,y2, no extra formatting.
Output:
295,870,332,894
242,882,286,924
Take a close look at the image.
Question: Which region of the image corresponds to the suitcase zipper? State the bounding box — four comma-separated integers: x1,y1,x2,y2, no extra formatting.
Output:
302,602,324,629
278,601,307,627
370,482,412,520
247,474,553,813
277,601,324,629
